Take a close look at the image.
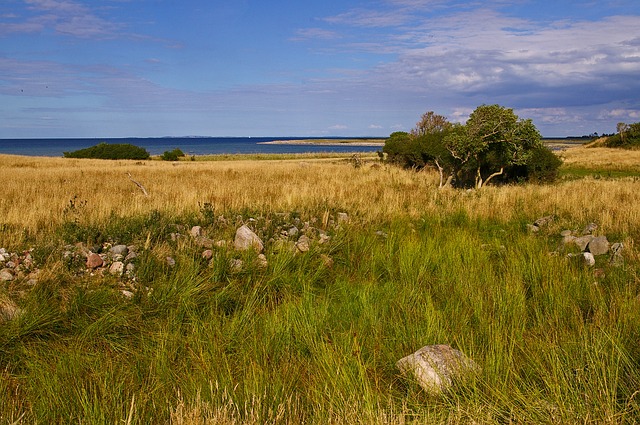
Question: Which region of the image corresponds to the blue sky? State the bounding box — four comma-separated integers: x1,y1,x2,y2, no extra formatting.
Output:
1,0,639,138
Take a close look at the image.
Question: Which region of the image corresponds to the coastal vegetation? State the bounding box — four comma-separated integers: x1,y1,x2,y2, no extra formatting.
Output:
0,146,639,423
383,106,562,189
63,142,151,160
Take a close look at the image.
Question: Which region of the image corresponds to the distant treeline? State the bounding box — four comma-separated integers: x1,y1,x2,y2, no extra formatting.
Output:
63,142,151,160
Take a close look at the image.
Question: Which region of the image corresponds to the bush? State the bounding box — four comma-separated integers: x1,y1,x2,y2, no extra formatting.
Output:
506,145,563,184
605,122,640,148
160,148,186,161
63,143,150,160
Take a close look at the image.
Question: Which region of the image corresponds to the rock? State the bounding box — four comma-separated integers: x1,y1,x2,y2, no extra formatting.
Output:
287,226,299,237
202,249,213,260
610,242,624,265
562,235,576,245
215,240,227,248
190,226,203,238
109,261,125,276
109,245,129,256
296,235,311,253
396,345,479,395
318,233,331,244
256,254,268,269
233,225,264,252
582,222,598,235
125,263,136,276
195,236,214,249
166,257,176,267
86,253,104,269
533,215,554,228
121,290,134,299
560,230,573,237
527,224,540,233
125,251,138,262
337,212,350,224
587,236,610,256
573,235,594,251
582,252,596,267
0,268,14,281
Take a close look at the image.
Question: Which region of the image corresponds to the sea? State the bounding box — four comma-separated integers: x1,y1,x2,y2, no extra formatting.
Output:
0,137,383,157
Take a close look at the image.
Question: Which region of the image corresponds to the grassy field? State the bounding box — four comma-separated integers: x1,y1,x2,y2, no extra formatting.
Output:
0,146,639,423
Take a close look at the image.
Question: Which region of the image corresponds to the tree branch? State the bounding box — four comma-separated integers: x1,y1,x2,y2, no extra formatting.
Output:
127,173,149,196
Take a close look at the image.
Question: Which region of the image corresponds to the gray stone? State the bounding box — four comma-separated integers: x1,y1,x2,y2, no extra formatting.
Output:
109,244,129,256
195,236,214,249
587,236,610,256
190,226,203,238
396,345,479,395
610,242,624,265
109,261,125,276
233,225,264,252
527,224,540,233
86,253,104,269
296,235,311,253
560,230,572,237
125,263,136,275
287,226,299,237
337,212,350,224
229,258,244,272
0,268,14,281
125,251,138,262
573,235,594,251
166,257,176,267
121,290,134,299
533,215,555,228
582,252,596,267
202,249,213,260
582,222,598,235
562,235,577,245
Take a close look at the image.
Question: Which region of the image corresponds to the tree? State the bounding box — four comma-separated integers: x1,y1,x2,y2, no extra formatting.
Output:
443,105,543,189
383,105,561,189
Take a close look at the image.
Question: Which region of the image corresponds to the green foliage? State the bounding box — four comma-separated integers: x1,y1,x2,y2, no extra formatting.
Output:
384,105,562,188
160,148,186,161
605,122,640,148
63,142,150,160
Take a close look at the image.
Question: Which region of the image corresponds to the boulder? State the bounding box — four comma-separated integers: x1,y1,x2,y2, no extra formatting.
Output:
396,345,479,395
533,215,555,228
86,253,104,269
587,236,610,256
560,230,573,237
573,235,594,251
190,226,203,238
610,242,624,265
233,225,264,252
582,252,596,267
0,268,14,282
109,261,125,276
296,235,311,253
109,245,129,257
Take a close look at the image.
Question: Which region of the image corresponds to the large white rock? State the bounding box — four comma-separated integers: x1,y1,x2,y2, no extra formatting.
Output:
233,225,264,252
396,344,479,394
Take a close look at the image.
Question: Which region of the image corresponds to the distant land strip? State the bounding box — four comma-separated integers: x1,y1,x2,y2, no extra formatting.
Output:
258,139,385,146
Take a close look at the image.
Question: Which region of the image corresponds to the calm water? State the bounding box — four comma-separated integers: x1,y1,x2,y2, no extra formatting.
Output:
0,137,382,157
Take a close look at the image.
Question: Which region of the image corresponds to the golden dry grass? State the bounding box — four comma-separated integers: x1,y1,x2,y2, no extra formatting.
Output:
1,148,639,246
558,144,640,171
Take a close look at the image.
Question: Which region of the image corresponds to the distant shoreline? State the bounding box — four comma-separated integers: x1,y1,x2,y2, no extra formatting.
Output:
258,139,385,146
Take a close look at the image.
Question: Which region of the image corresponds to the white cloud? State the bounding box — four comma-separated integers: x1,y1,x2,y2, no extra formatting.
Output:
329,124,348,130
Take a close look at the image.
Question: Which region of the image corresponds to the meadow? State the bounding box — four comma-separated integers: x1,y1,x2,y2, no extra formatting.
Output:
0,146,639,423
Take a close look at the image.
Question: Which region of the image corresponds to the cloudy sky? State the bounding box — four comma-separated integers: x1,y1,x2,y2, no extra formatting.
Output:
1,0,639,138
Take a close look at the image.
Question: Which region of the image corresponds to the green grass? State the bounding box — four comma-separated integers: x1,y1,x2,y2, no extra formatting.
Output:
1,210,639,423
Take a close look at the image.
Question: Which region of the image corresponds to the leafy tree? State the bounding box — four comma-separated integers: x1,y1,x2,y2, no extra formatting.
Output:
383,105,561,189
63,143,150,160
444,104,543,189
606,122,640,148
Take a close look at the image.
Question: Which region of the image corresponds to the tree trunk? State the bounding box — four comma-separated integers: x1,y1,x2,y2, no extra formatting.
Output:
483,167,505,188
